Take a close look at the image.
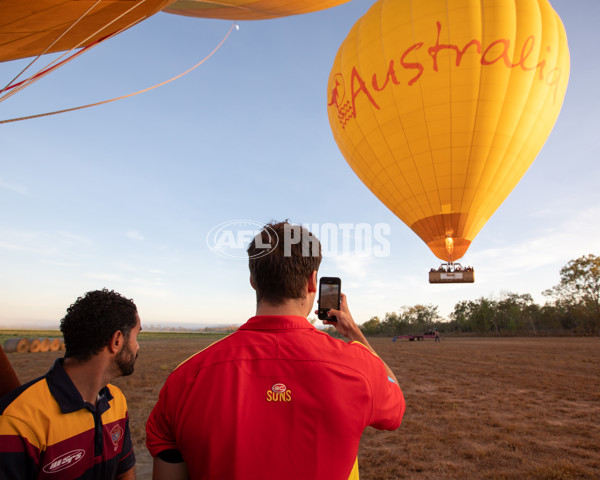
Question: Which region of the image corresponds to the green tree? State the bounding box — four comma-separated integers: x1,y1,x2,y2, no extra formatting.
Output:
449,300,473,333
496,292,535,334
380,311,407,336
537,304,564,334
543,254,600,333
399,304,441,331
472,298,497,334
361,316,382,336
450,298,497,334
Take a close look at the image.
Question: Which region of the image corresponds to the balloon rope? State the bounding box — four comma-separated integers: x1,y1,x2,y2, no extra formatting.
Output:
0,0,154,100
1,0,104,93
1,37,111,99
0,23,236,124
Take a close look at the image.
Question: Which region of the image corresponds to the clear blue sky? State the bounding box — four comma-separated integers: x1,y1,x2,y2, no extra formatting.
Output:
1,0,598,328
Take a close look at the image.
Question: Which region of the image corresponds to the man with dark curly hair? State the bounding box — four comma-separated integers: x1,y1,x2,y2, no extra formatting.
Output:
147,221,405,480
0,289,141,480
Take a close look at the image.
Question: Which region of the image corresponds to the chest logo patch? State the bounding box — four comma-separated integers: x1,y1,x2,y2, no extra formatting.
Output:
110,424,124,451
266,383,292,402
43,449,85,473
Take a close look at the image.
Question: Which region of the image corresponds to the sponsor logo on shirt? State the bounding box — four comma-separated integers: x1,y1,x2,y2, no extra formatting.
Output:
110,424,124,451
266,383,292,402
42,449,85,473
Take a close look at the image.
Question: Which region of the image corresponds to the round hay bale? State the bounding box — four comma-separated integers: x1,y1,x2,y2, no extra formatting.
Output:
4,338,29,353
60,338,66,351
28,338,41,353
49,338,61,352
38,338,51,353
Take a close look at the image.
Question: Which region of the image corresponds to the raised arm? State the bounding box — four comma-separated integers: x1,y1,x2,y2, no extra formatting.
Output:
320,293,399,385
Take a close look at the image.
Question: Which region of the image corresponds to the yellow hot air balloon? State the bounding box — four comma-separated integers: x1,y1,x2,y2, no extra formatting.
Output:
327,0,569,264
163,0,350,20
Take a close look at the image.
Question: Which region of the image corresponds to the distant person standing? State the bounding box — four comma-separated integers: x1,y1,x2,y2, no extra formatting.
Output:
0,289,141,480
435,329,441,342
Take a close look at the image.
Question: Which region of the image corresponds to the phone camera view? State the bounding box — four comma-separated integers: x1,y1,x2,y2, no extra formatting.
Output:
320,285,339,309
318,277,341,321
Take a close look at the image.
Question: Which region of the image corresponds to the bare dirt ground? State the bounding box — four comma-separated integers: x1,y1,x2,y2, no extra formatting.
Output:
6,337,600,479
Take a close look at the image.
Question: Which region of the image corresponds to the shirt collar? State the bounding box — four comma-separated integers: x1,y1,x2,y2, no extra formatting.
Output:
239,315,315,331
46,358,113,415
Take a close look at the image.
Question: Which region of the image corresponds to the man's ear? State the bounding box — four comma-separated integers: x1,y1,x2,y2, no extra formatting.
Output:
108,330,124,354
250,274,256,290
308,270,318,294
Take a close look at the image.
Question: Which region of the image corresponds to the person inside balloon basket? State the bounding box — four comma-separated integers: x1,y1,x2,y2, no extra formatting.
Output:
0,289,141,480
146,220,405,480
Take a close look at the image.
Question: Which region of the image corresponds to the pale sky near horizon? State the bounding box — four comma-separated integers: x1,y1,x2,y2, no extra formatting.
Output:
1,0,599,329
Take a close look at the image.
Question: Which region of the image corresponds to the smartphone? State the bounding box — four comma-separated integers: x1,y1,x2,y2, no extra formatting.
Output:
318,277,341,321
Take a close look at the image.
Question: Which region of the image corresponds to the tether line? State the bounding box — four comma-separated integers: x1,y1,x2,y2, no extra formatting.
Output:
1,23,236,124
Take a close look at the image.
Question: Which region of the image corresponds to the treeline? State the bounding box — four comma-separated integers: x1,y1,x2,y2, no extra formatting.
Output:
359,254,600,336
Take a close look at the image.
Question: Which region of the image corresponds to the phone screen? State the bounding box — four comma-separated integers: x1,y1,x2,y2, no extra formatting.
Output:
319,284,340,310
318,277,341,320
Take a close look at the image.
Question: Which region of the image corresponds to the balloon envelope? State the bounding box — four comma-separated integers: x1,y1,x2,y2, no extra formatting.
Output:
163,0,350,20
0,0,175,62
0,0,350,62
327,0,569,262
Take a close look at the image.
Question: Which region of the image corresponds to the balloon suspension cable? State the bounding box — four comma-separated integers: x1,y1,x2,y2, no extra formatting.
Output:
0,22,236,124
0,37,113,103
0,0,154,101
1,0,104,94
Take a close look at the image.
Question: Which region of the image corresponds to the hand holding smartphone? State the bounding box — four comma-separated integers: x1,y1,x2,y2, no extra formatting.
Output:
318,277,341,321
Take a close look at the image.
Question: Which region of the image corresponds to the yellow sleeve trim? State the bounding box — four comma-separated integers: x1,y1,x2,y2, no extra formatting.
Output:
349,341,380,358
348,457,360,480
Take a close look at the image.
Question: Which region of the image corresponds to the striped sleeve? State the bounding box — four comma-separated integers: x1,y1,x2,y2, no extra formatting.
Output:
105,385,136,476
116,416,136,476
0,415,41,480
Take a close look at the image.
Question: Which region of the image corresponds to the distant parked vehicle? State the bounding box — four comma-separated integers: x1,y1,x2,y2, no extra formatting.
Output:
392,332,436,342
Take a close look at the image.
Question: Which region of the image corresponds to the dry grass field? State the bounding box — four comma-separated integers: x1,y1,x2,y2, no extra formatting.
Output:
5,336,600,479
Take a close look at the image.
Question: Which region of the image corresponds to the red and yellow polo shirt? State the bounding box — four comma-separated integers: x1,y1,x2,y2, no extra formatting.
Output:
147,315,405,480
0,358,135,479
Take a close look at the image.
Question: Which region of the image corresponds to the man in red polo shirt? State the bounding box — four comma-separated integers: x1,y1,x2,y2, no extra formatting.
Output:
146,221,405,480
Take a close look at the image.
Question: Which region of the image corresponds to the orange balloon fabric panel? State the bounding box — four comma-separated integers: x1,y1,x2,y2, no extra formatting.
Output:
162,0,350,20
327,0,569,262
0,0,175,62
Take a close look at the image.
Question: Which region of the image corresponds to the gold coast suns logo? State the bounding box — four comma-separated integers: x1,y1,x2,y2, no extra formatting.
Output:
266,383,292,402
